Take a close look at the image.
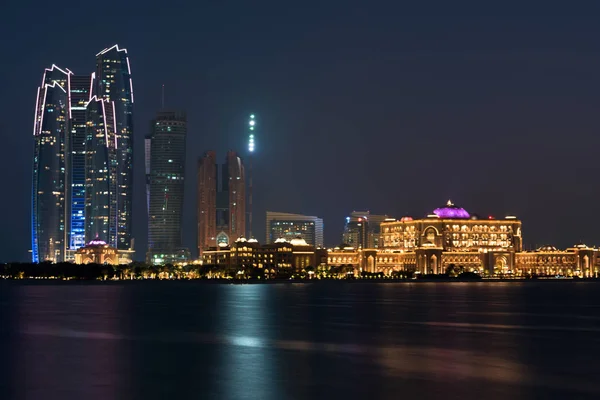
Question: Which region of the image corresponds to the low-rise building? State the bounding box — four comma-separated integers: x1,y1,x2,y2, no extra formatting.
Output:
74,240,119,265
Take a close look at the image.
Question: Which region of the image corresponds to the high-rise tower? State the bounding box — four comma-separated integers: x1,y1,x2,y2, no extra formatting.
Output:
94,45,134,251
197,151,246,255
67,74,92,251
84,96,117,244
32,45,135,263
146,111,187,263
32,65,71,263
197,151,217,254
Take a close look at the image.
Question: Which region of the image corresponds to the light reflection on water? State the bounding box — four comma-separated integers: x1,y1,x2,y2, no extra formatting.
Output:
1,282,600,399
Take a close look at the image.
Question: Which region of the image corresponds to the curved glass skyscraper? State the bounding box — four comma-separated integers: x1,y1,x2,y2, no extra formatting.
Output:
31,45,134,262
31,65,71,262
94,45,134,250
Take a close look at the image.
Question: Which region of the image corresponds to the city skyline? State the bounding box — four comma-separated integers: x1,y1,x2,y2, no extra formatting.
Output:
6,5,600,262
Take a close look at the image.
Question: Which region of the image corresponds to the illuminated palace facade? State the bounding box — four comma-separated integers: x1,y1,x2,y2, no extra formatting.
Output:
32,45,135,263
328,201,600,278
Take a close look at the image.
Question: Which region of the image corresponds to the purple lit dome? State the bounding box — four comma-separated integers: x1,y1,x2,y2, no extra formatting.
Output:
433,200,470,219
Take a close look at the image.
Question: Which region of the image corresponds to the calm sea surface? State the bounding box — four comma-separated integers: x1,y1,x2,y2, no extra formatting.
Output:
1,281,599,399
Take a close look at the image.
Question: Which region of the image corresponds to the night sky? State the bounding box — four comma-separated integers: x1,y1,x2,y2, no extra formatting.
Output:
2,2,600,261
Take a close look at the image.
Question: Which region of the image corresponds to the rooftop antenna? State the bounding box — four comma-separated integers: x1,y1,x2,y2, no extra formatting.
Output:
161,84,165,109
247,114,256,238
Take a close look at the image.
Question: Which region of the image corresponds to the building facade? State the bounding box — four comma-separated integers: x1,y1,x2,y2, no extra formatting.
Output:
32,45,134,263
197,151,246,255
342,211,390,249
378,200,523,274
266,211,324,247
74,239,119,265
32,65,71,262
93,45,135,251
68,74,92,252
201,237,327,273
146,111,187,263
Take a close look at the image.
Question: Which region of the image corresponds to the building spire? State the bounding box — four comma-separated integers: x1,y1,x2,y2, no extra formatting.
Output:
161,84,165,109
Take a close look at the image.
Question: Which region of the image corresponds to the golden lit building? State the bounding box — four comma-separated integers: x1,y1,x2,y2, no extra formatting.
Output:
378,200,522,274
74,240,119,265
515,244,599,277
201,237,326,272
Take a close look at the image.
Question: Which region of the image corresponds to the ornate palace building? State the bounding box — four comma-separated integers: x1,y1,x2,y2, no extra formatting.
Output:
378,200,523,274
328,200,600,278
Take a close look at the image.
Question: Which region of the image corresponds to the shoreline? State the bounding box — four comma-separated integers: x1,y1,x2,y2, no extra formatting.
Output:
1,278,599,284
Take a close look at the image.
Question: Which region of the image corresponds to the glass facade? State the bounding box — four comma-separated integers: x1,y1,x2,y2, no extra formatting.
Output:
84,97,116,244
266,212,324,247
146,111,187,254
68,75,92,250
95,45,134,250
32,65,71,262
32,44,135,262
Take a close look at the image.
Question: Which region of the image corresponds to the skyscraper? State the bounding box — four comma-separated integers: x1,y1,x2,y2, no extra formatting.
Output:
266,211,324,247
146,111,187,263
197,151,246,255
32,65,71,262
32,44,134,263
197,151,217,254
342,211,390,249
94,45,134,251
84,96,117,244
67,74,92,251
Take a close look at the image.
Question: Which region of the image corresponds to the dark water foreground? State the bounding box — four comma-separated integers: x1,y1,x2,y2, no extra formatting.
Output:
1,281,599,400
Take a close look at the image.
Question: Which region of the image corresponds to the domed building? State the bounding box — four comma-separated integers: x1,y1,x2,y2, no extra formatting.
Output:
75,240,119,265
379,200,523,275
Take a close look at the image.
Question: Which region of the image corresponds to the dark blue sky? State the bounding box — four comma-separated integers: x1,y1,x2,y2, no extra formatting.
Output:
2,1,600,261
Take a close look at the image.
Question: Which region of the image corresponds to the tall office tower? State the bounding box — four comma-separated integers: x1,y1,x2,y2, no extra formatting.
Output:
94,45,134,250
197,151,246,255
342,211,390,249
32,65,71,263
266,211,324,247
85,97,117,244
67,74,92,251
197,151,217,254
146,111,187,262
226,150,246,242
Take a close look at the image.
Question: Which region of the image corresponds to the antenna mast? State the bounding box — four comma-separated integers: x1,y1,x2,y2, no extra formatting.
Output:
248,114,256,238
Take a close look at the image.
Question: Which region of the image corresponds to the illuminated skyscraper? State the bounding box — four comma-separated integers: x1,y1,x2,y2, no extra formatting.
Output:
32,44,134,263
84,96,117,244
146,111,187,263
197,151,246,255
32,65,71,262
94,45,134,251
67,75,92,251
197,151,217,254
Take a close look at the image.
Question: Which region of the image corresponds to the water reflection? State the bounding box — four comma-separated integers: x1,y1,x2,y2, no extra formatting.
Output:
0,282,599,399
218,286,280,400
13,284,128,400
